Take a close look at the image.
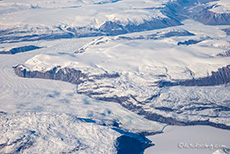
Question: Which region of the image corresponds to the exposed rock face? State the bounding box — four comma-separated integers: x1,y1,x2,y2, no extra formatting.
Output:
216,51,230,57
157,65,230,87
193,10,230,25
177,39,202,45
64,18,182,37
163,0,230,25
99,18,182,35
223,28,230,35
13,65,120,85
13,65,86,84
0,28,75,44
159,30,195,38
0,45,42,54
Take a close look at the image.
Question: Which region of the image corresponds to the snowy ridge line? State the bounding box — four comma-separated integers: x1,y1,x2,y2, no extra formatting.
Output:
76,28,194,53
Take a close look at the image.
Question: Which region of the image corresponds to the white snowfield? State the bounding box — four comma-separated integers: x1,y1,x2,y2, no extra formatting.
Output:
0,0,168,28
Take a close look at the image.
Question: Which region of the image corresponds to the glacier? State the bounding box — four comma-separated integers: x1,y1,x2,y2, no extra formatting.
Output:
0,0,230,153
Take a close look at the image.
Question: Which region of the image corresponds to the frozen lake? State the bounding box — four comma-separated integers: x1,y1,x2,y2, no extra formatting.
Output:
145,125,230,154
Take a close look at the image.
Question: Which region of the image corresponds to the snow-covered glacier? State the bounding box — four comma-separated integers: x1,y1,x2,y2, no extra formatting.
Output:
0,0,230,153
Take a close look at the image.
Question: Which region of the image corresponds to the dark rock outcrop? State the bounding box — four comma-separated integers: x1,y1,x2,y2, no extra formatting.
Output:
13,65,86,84
163,0,230,25
193,10,230,25
157,65,230,87
99,18,182,36
159,30,195,38
177,39,202,45
66,18,182,38
217,50,230,57
13,65,120,85
0,31,75,44
223,28,230,35
0,45,42,54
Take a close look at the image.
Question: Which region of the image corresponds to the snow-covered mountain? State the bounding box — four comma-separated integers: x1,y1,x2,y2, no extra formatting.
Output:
0,0,230,153
0,112,120,154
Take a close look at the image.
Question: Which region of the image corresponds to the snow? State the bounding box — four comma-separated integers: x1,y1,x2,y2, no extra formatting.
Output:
1,0,230,153
143,85,230,126
208,0,230,13
24,20,230,79
0,0,169,28
145,125,230,154
11,19,230,127
0,37,165,153
0,112,120,154
0,38,164,134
